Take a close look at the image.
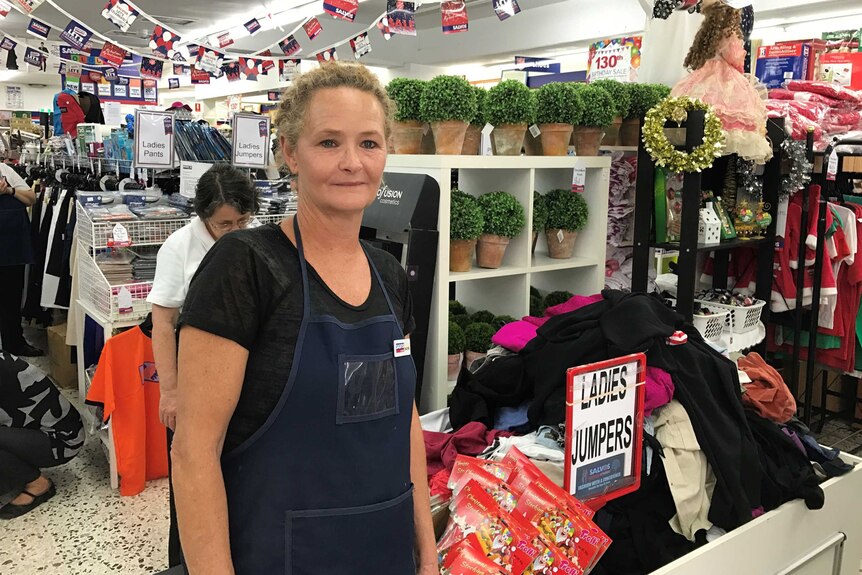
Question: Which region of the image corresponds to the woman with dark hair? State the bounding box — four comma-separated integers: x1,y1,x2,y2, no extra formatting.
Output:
147,162,259,567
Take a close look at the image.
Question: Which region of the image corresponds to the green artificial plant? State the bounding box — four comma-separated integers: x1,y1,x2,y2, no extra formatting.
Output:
449,300,468,316
533,191,549,232
476,191,526,239
386,78,426,122
419,75,478,123
544,188,589,232
590,79,632,119
543,290,574,310
571,84,616,128
450,189,485,241
464,322,496,353
535,82,583,125
448,321,466,355
470,310,496,324
485,80,537,126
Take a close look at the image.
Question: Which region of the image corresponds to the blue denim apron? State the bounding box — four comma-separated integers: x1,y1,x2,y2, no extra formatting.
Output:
221,218,416,574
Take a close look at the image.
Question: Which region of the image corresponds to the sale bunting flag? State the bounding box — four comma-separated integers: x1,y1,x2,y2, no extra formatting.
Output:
303,17,323,41
278,35,301,57
150,25,181,58
279,59,300,82
493,0,521,21
350,32,372,59
324,0,358,22
441,1,468,34
141,58,164,79
387,0,416,36
102,0,139,33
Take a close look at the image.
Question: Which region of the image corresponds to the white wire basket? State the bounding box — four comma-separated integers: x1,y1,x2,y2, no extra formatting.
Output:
692,309,729,342
77,202,191,251
695,298,766,334
78,253,153,323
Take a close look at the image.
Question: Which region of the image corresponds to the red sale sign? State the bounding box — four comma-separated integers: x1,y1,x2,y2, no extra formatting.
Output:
323,0,357,22
303,17,323,41
441,0,468,35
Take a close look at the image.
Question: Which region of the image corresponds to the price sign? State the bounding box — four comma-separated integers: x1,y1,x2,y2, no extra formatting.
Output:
588,44,631,82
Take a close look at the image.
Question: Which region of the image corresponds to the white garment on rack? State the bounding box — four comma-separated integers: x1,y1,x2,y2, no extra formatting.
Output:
639,5,704,86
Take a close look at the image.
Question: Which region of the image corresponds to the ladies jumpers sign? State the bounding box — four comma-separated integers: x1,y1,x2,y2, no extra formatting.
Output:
565,353,644,508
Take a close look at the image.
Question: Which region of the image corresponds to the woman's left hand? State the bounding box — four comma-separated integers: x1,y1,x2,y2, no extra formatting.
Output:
417,563,440,575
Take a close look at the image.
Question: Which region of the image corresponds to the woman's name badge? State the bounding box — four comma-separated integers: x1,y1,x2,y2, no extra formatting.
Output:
394,339,411,357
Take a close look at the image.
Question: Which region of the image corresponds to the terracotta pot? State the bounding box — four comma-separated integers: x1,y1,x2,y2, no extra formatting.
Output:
538,123,574,156
462,124,482,155
420,125,436,154
449,238,476,272
431,120,469,155
524,129,542,156
492,123,527,156
545,229,578,259
465,350,487,371
476,234,510,269
619,117,641,147
532,230,539,255
391,120,424,154
602,117,623,146
447,353,463,380
573,126,605,157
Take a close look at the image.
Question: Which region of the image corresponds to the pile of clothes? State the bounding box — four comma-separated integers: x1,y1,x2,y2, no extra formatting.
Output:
429,290,854,574
765,80,862,150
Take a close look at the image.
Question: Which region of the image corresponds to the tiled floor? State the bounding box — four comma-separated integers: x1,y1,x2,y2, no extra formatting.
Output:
2,326,862,574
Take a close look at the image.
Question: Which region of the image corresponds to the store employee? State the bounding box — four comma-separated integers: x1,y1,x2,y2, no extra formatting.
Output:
0,162,41,357
173,63,438,574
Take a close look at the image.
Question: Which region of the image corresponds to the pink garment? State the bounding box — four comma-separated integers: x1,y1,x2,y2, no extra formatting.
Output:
644,366,675,417
423,422,510,477
492,293,604,352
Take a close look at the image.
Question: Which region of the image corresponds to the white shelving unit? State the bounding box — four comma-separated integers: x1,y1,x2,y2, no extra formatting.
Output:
386,155,611,413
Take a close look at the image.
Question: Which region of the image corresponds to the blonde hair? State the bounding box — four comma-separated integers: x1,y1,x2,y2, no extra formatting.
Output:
683,3,743,71
275,62,393,152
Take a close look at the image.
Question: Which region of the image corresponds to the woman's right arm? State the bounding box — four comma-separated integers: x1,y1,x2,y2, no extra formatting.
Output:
152,304,180,430
172,325,249,575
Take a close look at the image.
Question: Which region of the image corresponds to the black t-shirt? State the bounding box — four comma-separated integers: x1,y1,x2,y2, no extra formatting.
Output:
179,223,415,453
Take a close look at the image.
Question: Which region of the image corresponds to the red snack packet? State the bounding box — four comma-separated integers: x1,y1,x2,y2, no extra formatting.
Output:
438,480,536,575
442,537,508,575
452,463,519,513
449,454,515,488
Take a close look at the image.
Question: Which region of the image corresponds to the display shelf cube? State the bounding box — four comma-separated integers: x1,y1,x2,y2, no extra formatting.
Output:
386,155,611,412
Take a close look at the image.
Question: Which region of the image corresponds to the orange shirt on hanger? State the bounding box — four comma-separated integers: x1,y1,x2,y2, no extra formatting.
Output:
87,326,168,496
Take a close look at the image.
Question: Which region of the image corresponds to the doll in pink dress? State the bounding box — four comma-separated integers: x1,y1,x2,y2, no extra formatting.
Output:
671,0,772,164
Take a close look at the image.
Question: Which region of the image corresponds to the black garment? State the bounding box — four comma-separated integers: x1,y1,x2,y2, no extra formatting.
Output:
54,204,76,308
23,185,51,325
0,427,56,495
45,189,73,278
166,429,183,567
593,451,696,575
179,223,415,453
5,46,17,70
0,265,26,351
745,410,824,511
77,92,105,124
0,193,34,266
449,353,528,430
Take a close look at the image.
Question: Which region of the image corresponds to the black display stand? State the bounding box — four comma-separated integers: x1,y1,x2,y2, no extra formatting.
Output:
360,171,440,404
631,115,783,323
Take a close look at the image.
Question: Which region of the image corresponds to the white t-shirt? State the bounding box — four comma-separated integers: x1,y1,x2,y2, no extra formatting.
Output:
0,162,29,191
147,217,215,309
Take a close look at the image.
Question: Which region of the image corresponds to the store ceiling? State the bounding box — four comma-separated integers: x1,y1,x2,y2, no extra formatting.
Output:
0,0,859,70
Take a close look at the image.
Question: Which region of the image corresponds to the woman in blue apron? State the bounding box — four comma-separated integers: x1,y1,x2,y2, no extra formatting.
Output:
0,162,41,357
172,63,438,574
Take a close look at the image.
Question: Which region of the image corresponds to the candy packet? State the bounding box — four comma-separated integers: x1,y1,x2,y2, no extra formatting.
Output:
448,454,516,487
452,463,519,513
441,536,508,575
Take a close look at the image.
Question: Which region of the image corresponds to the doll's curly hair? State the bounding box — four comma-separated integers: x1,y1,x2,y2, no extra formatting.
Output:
683,2,743,71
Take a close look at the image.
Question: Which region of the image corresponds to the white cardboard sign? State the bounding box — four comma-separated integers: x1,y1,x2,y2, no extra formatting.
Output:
134,110,174,169
231,113,270,168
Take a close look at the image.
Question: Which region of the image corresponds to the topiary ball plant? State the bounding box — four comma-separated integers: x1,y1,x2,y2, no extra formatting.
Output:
449,300,468,316
470,85,488,126
590,79,632,120
572,84,615,128
650,83,672,102
544,188,589,232
386,78,426,122
450,189,484,241
530,294,544,317
420,75,478,124
485,80,537,126
464,322,496,353
543,290,574,310
627,83,669,120
530,285,542,298
471,309,495,324
450,313,472,331
476,191,526,239
533,191,549,233
448,321,466,355
535,82,583,126
493,315,517,329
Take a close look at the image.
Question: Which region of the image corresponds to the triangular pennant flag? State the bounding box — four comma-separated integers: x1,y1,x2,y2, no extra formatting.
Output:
14,0,45,14
195,46,224,75
259,51,275,73
493,0,520,20
441,1,468,34
59,20,93,50
350,32,372,59
190,68,210,84
150,25,181,58
99,41,127,68
303,17,323,41
377,16,392,40
387,0,417,36
102,0,139,33
323,0,358,22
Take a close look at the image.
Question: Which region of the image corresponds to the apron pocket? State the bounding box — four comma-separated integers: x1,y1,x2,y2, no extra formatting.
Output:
285,488,415,575
337,352,399,424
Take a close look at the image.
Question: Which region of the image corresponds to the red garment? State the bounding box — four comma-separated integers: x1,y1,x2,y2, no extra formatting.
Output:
87,327,168,496
738,352,796,423
423,422,510,477
429,469,452,498
56,93,85,138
